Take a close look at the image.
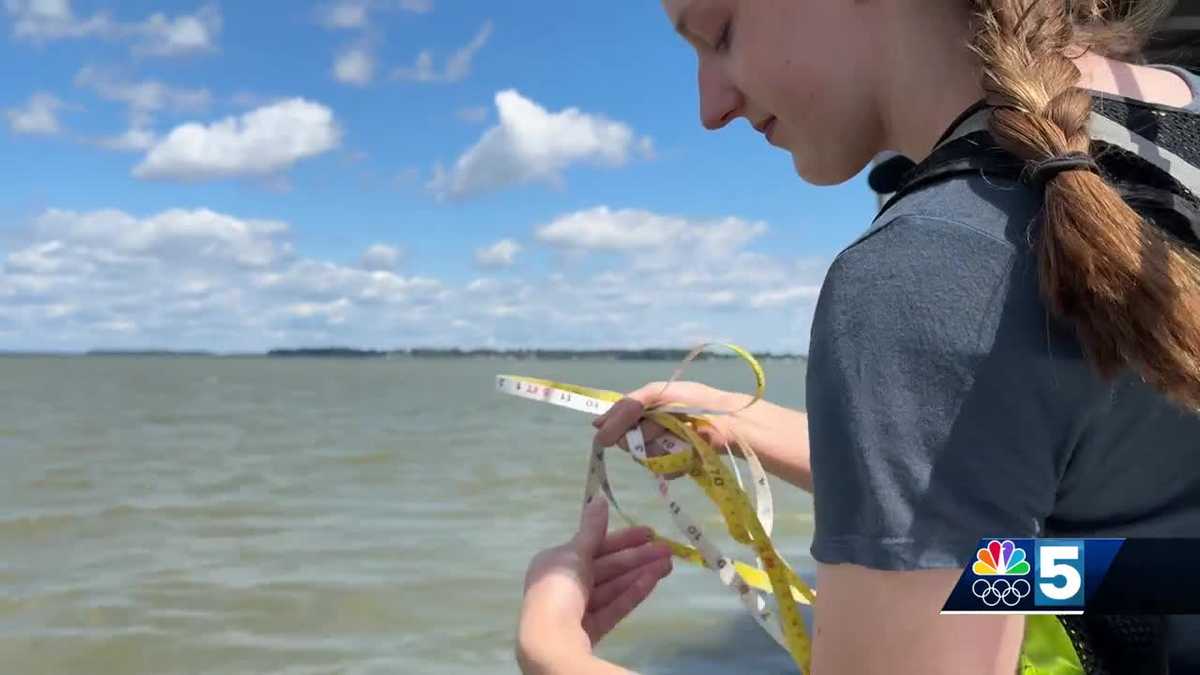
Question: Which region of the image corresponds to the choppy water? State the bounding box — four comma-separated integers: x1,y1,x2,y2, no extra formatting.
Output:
0,356,814,674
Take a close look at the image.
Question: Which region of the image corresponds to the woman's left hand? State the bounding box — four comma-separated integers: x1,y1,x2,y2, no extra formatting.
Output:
517,495,673,672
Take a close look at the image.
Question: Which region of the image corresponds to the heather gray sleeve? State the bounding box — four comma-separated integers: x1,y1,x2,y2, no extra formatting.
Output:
806,215,1077,570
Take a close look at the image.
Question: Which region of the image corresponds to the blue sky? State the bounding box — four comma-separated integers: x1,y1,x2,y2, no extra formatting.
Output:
0,0,878,353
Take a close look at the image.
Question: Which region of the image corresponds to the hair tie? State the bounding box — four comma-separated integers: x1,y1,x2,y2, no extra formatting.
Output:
1024,152,1101,187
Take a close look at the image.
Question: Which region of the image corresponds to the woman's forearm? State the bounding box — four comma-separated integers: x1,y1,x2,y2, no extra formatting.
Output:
517,628,635,675
710,389,813,492
519,651,636,675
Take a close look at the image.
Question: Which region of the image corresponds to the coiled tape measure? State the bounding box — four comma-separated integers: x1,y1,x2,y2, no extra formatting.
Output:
496,343,816,673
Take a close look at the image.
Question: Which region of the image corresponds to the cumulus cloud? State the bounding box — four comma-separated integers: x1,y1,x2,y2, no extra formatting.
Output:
5,91,65,135
333,44,374,86
474,239,521,269
361,244,402,271
394,20,491,83
4,0,108,40
318,0,432,29
0,204,826,354
132,5,221,56
535,207,688,252
133,98,341,181
750,286,821,309
3,1,221,56
32,207,289,268
428,90,651,200
96,126,158,152
0,207,446,351
75,66,211,114
535,206,767,270
74,66,210,150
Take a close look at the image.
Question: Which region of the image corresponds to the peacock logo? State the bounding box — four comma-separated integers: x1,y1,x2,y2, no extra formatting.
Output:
972,539,1031,576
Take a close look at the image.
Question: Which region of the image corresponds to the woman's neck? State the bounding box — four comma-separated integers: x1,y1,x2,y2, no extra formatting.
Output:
874,4,986,163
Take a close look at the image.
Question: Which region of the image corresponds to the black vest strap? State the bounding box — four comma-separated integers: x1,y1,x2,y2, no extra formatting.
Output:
873,104,1200,249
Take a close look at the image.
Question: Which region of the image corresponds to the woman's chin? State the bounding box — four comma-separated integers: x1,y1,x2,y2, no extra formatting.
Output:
790,151,861,187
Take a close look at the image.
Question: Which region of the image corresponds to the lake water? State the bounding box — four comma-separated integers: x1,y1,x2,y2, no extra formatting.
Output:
0,356,814,674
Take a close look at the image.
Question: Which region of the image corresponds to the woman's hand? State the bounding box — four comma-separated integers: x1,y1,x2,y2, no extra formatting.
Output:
591,381,740,467
517,496,673,674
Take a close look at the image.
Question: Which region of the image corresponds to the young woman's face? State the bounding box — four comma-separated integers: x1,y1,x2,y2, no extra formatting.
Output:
661,0,884,185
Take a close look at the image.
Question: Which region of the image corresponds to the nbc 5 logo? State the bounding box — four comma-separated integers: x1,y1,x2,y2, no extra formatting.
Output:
1034,539,1085,607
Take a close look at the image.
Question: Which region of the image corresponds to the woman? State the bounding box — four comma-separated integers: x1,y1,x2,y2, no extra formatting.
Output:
518,0,1200,673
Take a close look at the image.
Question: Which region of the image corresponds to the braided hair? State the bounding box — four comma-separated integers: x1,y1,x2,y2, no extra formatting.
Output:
969,0,1200,410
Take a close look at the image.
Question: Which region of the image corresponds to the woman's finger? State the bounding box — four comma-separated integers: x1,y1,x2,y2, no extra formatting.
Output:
614,419,667,453
582,569,664,644
597,526,655,556
593,398,646,447
587,556,671,611
593,540,672,585
573,494,610,557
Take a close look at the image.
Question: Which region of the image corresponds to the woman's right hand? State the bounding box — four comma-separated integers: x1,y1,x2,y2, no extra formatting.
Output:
590,381,740,466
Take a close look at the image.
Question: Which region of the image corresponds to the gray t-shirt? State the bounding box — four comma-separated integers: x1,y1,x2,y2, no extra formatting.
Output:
806,69,1200,663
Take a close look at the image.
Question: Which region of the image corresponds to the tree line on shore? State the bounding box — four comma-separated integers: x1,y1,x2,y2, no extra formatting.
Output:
58,347,807,361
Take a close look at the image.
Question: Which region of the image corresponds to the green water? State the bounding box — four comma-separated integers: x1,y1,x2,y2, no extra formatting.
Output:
0,356,813,674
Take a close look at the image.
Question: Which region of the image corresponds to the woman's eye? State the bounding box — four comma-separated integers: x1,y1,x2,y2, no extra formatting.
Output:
714,20,732,52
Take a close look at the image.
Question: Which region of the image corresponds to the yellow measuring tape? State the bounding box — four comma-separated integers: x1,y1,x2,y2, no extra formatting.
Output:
496,343,816,673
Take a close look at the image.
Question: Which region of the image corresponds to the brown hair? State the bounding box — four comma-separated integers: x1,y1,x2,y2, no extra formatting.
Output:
968,0,1200,410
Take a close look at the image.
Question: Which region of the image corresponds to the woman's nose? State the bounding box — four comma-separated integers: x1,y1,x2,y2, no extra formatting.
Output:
698,59,743,130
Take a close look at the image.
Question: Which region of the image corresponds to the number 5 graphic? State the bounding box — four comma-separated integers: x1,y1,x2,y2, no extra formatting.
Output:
1035,540,1085,607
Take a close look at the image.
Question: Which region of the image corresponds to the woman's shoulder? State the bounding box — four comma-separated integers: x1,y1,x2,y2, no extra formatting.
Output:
813,174,1066,370
847,172,1043,270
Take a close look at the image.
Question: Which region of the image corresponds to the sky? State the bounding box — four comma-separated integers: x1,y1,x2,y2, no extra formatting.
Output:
0,0,879,354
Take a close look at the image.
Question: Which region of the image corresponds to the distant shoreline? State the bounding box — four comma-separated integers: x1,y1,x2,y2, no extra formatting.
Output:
0,347,808,361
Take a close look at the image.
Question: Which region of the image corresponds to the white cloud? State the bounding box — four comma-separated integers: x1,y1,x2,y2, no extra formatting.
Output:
318,0,432,30
361,244,402,271
0,204,826,354
535,207,687,252
444,20,491,82
131,5,220,56
333,45,374,86
4,1,220,56
0,207,447,351
534,207,770,280
474,239,521,268
428,90,651,200
4,0,109,40
33,207,289,268
133,98,341,181
5,91,64,135
74,66,210,151
750,286,821,309
75,66,211,114
320,1,368,29
394,20,491,83
97,125,157,152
